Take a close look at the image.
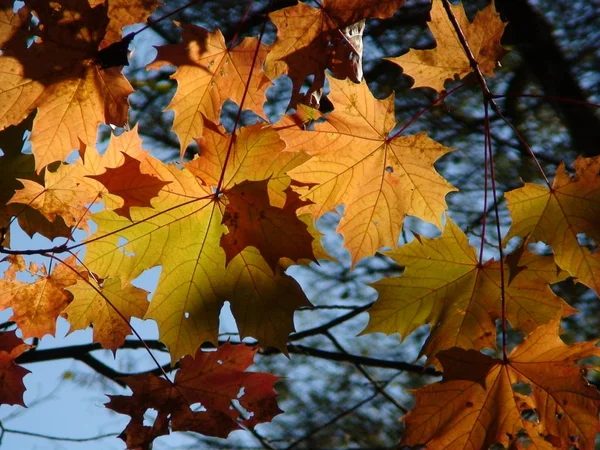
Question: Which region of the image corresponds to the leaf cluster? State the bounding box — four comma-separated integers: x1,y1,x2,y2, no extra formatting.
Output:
0,0,599,449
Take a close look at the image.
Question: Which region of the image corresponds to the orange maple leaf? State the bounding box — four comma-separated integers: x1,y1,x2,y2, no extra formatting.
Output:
364,219,575,363
401,320,600,450
0,330,31,407
0,0,133,172
505,156,600,296
62,277,149,352
0,0,29,49
221,179,315,270
185,120,310,207
87,152,171,220
280,76,456,265
388,0,507,92
8,128,160,231
106,342,282,448
0,255,83,338
149,24,272,157
102,0,161,48
266,0,405,107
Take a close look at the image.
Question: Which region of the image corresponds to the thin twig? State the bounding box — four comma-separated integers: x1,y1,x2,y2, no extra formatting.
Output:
324,331,408,413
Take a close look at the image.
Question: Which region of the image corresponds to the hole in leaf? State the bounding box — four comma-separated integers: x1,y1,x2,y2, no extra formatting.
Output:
117,237,135,257
237,386,246,398
184,312,190,319
512,382,532,395
189,402,205,411
576,233,597,251
217,359,223,365
143,408,158,427
385,166,393,173
231,398,253,420
520,408,539,422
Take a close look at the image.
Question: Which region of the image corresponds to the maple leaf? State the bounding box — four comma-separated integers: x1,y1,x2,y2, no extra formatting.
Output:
221,179,315,270
0,0,29,49
223,247,311,352
185,120,310,208
505,157,600,296
0,0,133,172
62,277,149,352
0,255,83,339
8,127,158,231
364,219,575,363
0,116,71,242
401,320,600,450
0,330,31,407
102,0,161,48
266,0,405,107
389,0,507,92
84,124,311,360
280,76,456,265
149,24,272,157
106,342,282,449
87,152,171,220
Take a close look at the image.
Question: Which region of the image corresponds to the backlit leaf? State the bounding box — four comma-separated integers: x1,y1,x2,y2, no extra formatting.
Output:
389,0,507,92
106,342,282,448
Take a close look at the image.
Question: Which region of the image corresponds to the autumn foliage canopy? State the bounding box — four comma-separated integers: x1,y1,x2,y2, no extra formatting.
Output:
0,0,599,448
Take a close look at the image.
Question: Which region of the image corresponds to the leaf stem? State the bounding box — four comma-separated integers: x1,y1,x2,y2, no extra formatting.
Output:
215,0,273,195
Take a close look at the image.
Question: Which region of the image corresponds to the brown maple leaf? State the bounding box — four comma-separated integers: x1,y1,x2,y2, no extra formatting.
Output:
106,342,282,449
87,152,171,220
221,179,315,270
0,0,133,172
401,320,600,450
389,0,507,92
266,0,405,108
0,330,31,407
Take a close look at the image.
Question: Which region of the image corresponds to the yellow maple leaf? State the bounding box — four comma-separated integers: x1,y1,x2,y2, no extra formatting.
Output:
364,219,575,363
62,277,149,352
149,24,272,157
84,124,312,361
0,1,133,172
505,156,600,296
389,0,507,92
281,76,456,265
401,320,600,450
